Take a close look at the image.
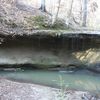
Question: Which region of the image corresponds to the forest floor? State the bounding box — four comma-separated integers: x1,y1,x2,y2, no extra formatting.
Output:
1,0,100,33
0,78,100,100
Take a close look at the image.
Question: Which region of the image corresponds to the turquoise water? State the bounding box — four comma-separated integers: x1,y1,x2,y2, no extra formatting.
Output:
0,69,100,92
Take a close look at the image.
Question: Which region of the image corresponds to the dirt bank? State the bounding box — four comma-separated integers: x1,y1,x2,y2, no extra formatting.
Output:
0,78,99,100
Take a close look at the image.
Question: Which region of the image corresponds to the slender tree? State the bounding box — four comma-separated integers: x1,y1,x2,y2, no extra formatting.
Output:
51,0,62,25
82,0,88,27
66,0,74,27
40,0,46,12
55,0,62,21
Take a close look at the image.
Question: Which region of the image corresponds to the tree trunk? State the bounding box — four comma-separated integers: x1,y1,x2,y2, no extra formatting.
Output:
66,0,74,28
51,0,62,25
82,0,88,27
40,0,46,12
55,0,61,21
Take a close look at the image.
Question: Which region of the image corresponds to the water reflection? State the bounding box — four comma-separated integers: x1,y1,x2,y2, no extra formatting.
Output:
0,69,100,92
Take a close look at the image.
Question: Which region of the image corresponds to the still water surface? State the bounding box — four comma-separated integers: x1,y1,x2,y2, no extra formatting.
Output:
0,69,100,92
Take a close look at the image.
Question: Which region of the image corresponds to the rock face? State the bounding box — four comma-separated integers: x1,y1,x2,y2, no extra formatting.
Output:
0,30,99,69
0,78,99,100
0,37,81,67
0,0,100,70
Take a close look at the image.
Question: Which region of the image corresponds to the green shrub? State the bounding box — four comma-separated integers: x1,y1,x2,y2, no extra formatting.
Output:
27,15,68,30
51,19,67,30
27,15,49,29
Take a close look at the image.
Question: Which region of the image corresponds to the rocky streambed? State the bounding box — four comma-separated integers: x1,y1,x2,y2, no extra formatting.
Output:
0,78,100,100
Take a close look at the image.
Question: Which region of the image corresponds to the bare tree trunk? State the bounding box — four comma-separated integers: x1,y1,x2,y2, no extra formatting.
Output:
69,0,74,18
51,0,62,25
40,0,46,12
55,0,61,21
66,0,74,27
82,0,88,27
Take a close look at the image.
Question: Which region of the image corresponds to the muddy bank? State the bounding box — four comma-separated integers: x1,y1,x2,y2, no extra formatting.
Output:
0,78,99,100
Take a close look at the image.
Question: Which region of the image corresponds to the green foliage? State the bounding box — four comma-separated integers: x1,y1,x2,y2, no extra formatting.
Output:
32,16,46,28
51,19,67,30
27,15,68,30
58,75,68,100
53,75,68,100
27,15,49,29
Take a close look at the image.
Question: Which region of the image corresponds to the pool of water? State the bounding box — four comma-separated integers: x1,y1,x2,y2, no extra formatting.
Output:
0,69,100,92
